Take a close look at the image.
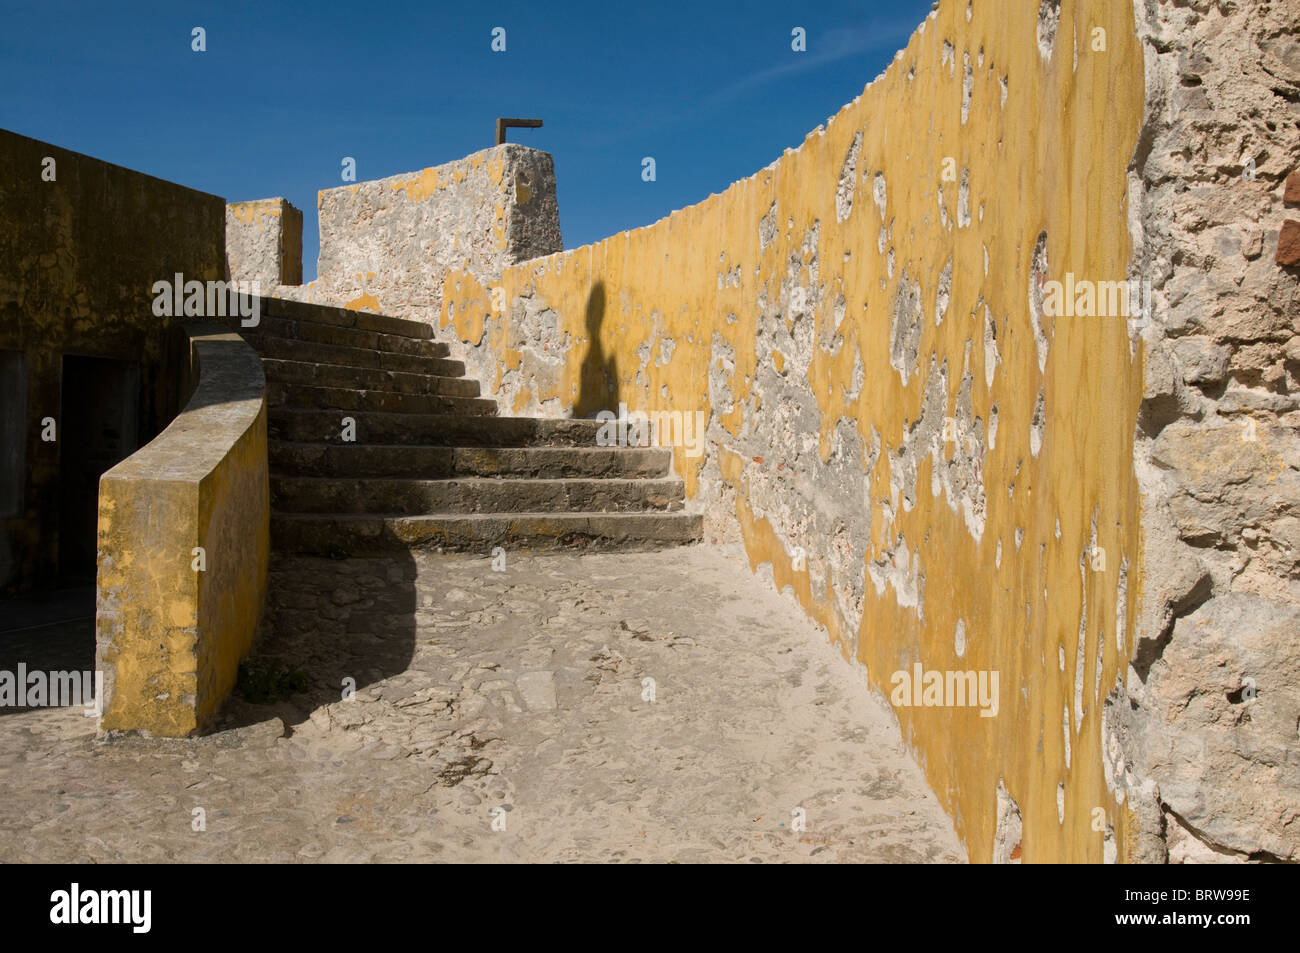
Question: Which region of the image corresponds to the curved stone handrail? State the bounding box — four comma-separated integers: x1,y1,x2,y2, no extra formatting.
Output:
95,321,269,736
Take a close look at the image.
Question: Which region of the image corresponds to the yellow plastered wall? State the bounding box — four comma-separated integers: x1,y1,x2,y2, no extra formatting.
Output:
95,480,203,735
96,327,269,737
444,0,1146,861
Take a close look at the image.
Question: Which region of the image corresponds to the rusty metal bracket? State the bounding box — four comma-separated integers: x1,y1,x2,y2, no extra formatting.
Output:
495,118,543,146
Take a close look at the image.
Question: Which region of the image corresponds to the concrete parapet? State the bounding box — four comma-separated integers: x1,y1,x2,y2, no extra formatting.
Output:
95,322,269,736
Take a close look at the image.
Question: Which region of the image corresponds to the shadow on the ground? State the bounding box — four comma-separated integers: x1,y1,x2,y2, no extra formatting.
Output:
0,586,96,716
215,550,417,733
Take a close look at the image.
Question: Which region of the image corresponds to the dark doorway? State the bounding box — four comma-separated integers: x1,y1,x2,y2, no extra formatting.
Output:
0,351,25,592
56,355,141,584
0,351,24,521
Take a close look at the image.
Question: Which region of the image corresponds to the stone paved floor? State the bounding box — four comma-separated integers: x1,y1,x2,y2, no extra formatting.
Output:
0,546,964,863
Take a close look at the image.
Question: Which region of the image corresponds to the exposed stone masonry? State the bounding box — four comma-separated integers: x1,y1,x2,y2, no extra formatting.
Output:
1107,0,1300,863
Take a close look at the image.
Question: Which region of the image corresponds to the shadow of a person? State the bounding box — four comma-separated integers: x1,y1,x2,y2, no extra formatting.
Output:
574,281,618,419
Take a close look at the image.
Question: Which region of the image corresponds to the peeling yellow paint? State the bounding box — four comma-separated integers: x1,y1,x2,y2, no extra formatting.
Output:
391,166,443,202
346,291,381,312
443,0,1146,862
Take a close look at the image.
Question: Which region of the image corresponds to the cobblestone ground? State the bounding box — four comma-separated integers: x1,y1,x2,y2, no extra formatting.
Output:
0,546,964,863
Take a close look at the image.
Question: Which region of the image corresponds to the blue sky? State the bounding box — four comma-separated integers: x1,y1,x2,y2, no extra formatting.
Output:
0,0,934,280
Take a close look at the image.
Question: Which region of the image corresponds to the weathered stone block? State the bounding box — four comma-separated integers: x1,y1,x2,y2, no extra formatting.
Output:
310,144,562,324
1276,220,1300,266
1172,336,1231,385
1136,594,1300,861
1284,172,1300,204
226,198,303,287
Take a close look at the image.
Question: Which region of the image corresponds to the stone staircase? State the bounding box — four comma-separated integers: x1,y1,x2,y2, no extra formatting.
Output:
234,297,702,555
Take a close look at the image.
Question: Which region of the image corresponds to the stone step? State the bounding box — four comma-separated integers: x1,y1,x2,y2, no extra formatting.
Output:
247,334,454,375
261,359,480,398
270,473,686,512
269,410,607,447
266,383,497,416
270,442,674,479
271,476,685,516
240,315,444,356
260,296,433,339
272,511,704,555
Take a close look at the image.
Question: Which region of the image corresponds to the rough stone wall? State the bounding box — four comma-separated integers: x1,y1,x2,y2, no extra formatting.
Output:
442,0,1153,862
226,198,302,287
0,129,225,593
260,144,562,352
1105,0,1300,863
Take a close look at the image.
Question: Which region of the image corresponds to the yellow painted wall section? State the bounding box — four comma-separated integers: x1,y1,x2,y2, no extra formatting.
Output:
229,200,283,227
96,325,269,737
95,482,203,735
443,0,1147,861
193,398,270,727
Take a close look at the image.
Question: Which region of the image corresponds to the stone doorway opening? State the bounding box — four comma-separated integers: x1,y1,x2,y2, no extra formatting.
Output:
55,354,141,585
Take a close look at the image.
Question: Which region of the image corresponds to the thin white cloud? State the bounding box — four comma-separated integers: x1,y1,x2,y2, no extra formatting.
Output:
704,19,921,108
580,15,926,148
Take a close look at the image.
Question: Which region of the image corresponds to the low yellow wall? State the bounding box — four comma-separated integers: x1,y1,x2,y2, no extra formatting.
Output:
444,0,1147,861
95,323,269,736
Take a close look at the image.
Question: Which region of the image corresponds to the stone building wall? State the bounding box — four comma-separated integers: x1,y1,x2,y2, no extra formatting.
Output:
1104,0,1299,863
0,129,226,593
